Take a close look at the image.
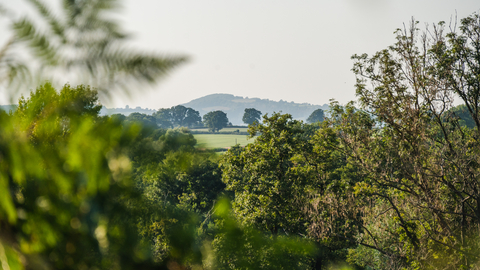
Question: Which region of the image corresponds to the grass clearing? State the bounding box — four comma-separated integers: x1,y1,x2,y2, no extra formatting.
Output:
219,127,250,132
190,127,250,133
194,134,256,149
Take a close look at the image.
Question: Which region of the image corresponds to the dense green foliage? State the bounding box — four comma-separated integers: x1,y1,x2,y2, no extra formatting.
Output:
222,113,313,235
0,83,317,270
2,4,480,269
342,13,480,268
221,12,480,269
0,2,317,268
221,112,359,267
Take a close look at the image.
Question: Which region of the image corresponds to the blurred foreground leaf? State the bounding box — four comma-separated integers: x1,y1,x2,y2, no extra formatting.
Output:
0,83,158,269
210,198,317,270
1,0,187,99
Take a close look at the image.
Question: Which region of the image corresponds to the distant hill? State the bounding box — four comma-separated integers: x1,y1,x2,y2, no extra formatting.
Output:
99,106,155,116
182,94,328,125
0,105,16,113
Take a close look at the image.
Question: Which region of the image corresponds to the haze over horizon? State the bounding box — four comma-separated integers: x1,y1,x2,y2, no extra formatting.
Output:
1,0,479,110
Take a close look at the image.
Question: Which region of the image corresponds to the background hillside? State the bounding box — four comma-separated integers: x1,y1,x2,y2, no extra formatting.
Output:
99,106,156,116
0,105,17,113
182,93,328,125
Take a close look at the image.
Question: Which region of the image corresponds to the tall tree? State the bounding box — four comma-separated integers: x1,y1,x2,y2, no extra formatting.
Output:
242,108,262,125
203,110,229,132
332,13,480,268
221,113,313,235
171,105,189,126
221,113,351,268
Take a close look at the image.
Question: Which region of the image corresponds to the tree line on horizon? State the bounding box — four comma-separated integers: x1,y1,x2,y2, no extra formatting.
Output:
108,105,325,133
0,101,325,133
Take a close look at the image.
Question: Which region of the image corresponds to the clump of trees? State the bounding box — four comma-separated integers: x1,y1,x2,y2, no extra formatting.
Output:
153,105,202,128
124,112,158,130
203,110,229,132
223,12,480,269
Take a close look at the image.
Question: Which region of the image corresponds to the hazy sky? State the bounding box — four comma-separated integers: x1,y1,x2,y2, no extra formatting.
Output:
2,0,479,109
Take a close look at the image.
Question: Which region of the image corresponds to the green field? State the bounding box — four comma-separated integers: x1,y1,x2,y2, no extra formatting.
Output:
194,134,256,149
190,127,249,133
217,127,250,132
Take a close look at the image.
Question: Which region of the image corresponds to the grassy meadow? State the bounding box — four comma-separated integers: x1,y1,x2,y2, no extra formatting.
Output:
194,133,256,149
190,127,250,133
